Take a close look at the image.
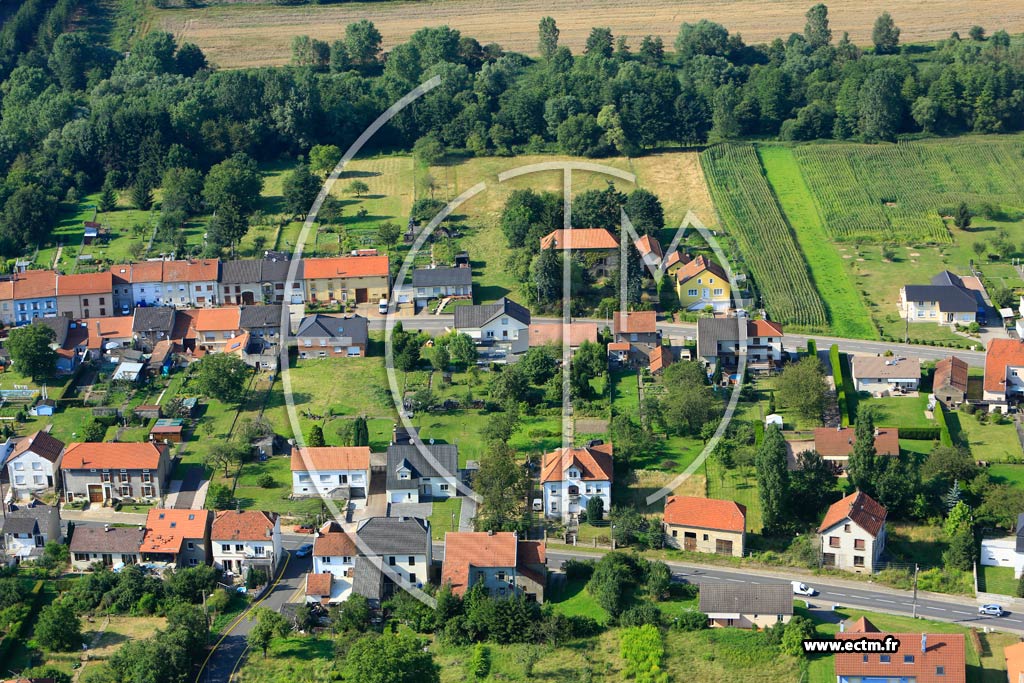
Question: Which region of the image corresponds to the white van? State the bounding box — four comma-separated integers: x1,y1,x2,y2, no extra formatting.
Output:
378,298,389,314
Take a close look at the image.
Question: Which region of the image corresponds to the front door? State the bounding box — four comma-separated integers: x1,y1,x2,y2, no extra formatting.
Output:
684,532,697,551
355,288,369,304
88,485,104,503
702,288,710,299
101,553,113,566
715,539,733,555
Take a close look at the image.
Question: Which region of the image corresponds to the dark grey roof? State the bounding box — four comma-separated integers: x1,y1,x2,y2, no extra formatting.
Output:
356,516,430,556
412,266,472,288
1017,513,1024,553
386,444,458,490
221,260,262,284
2,503,58,536
239,305,282,330
36,316,70,346
70,525,145,554
262,258,299,283
931,270,965,289
902,284,977,313
295,314,368,346
697,317,745,359
352,556,385,601
453,297,530,329
698,583,793,616
132,306,176,333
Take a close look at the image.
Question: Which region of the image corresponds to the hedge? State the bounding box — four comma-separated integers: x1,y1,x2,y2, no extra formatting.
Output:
829,345,849,427
0,580,44,670
934,403,953,446
898,427,942,440
806,339,817,357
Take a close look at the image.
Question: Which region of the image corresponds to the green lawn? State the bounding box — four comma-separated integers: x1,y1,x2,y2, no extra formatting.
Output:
610,369,640,417
427,498,462,540
862,394,934,428
758,146,876,339
978,565,1017,596
956,413,1022,461
706,457,763,533
232,456,324,516
988,463,1024,488
549,577,608,624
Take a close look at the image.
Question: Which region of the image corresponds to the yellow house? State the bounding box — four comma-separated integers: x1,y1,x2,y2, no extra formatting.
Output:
675,255,731,312
303,255,390,305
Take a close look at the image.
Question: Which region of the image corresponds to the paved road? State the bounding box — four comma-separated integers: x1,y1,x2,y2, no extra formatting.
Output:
546,548,1024,634
172,465,204,509
370,315,988,367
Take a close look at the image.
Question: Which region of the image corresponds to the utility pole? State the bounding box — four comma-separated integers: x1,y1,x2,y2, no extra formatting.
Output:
912,564,919,618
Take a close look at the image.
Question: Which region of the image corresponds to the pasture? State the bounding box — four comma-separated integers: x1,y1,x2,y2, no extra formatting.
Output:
699,143,828,329
151,0,1024,70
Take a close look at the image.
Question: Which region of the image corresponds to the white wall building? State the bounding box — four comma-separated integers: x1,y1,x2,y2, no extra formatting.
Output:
291,447,370,502
3,431,64,500
211,510,282,579
453,298,531,355
819,491,887,574
385,444,459,504
541,442,614,523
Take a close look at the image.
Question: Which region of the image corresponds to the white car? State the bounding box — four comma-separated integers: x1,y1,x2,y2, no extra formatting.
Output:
979,604,1005,617
791,581,816,596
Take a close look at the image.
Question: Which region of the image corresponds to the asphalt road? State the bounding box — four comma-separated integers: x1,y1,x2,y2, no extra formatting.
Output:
370,315,988,367
547,549,1023,633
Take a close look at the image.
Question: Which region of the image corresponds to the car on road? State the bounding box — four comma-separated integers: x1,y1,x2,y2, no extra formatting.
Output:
979,604,1005,617
791,581,816,596
294,543,314,557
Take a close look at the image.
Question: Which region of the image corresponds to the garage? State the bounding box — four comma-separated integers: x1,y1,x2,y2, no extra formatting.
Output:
355,288,369,304
88,484,104,503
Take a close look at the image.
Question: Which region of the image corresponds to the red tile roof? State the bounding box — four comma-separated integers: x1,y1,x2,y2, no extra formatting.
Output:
1005,641,1024,683
813,427,899,458
193,307,241,332
0,280,13,300
663,495,746,533
140,509,210,554
118,261,164,283
748,319,783,337
835,631,965,683
304,256,390,280
819,490,887,537
541,443,614,483
634,235,663,260
649,345,672,373
10,431,65,464
314,523,357,557
162,259,219,283
212,510,278,542
934,355,969,394
82,316,134,349
441,532,543,595
61,442,167,470
57,272,113,296
540,229,619,251
306,572,333,597
608,341,631,351
675,254,728,284
291,447,370,472
613,310,657,334
984,338,1024,395
12,270,56,299
528,323,598,348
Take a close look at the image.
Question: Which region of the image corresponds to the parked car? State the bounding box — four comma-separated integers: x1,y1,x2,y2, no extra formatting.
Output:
294,524,314,534
978,604,1005,617
294,543,314,557
791,581,816,596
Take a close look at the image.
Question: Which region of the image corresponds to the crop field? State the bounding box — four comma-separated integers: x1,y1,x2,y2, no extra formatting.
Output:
151,0,1024,70
792,137,1024,243
700,143,827,328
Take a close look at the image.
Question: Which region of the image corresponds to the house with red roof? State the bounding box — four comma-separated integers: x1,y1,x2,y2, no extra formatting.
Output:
441,531,547,602
56,272,114,319
4,431,65,499
12,269,58,325
60,442,171,505
933,355,969,408
811,426,900,476
819,491,887,573
540,228,620,279
983,338,1024,411
211,509,282,578
191,306,242,353
140,508,211,568
836,617,965,683
291,447,371,501
675,255,731,313
662,495,746,557
541,441,613,523
303,255,390,306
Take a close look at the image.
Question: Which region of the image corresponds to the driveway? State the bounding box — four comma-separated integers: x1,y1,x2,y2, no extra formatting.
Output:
388,502,433,519
169,465,204,509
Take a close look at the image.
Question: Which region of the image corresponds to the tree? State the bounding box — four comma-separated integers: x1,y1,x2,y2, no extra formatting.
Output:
81,418,106,443
376,222,401,251
308,424,326,447
474,442,528,531
206,203,250,250
872,12,901,54
18,667,70,683
538,17,559,59
247,607,291,658
175,42,207,76
922,444,977,484
646,561,671,600
532,246,562,304
331,593,371,632
781,616,816,656
191,353,250,403
586,495,605,523
804,4,832,48
858,69,904,142
346,180,370,197
954,202,972,230
309,145,342,175
343,633,440,683
205,440,247,477
161,167,204,215
129,182,153,211
911,96,940,133
98,177,118,212
655,362,718,436
968,25,985,41
944,500,973,537
584,28,613,59
282,163,321,218
203,154,264,216
623,189,665,236
35,601,82,651
470,644,491,679
847,404,879,495
556,113,603,157
413,136,445,166
776,356,827,421
165,564,218,604
788,450,836,522
352,416,369,447
345,20,383,68
7,323,56,381
639,35,664,64
756,425,790,535
675,20,730,58
943,524,976,571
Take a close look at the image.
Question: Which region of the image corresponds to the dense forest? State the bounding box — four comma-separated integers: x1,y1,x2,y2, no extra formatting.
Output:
1,2,1023,259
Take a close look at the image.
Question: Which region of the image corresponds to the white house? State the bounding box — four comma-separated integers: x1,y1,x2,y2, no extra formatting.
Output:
70,525,145,571
983,339,1024,411
355,516,432,592
819,491,887,574
1,502,61,561
310,521,357,604
210,510,282,579
385,443,459,504
3,431,64,500
441,531,548,602
541,441,614,523
850,355,921,395
453,297,531,355
290,447,370,503
980,514,1024,578
411,266,472,303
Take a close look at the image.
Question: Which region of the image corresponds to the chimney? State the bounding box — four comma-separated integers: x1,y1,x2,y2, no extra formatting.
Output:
921,633,927,653
839,622,845,633
874,428,880,437
104,524,110,532
487,529,494,536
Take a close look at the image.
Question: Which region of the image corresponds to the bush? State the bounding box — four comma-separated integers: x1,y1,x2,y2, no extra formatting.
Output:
562,559,595,582
672,609,707,631
620,603,662,627
256,473,275,488
898,427,941,440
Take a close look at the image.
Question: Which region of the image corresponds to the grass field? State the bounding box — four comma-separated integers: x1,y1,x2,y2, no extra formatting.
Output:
152,0,1024,70
956,413,1022,461
988,463,1024,488
978,564,1017,596
758,146,876,339
428,498,462,540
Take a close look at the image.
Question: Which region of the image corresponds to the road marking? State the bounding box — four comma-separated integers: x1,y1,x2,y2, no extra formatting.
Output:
722,577,744,582
876,598,895,604
951,610,972,615
830,593,846,597
930,607,946,612
1005,618,1023,623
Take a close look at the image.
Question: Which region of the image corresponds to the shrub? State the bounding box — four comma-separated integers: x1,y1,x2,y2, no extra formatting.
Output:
672,609,708,631
620,603,662,627
469,644,491,679
562,559,595,582
256,473,275,488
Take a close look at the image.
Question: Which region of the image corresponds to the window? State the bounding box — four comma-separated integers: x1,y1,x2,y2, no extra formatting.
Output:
409,573,417,584
671,530,678,538
829,536,840,548
31,461,41,471
13,462,22,471
904,655,915,663
702,534,709,541
235,544,244,552
322,556,331,564
120,485,130,496
713,288,724,296
189,559,198,566
687,289,698,297
854,539,865,550
496,571,506,581
439,484,449,492
389,556,396,566
254,546,265,556
880,655,891,663
142,471,151,482
75,553,90,562
342,556,351,564
187,542,195,550
936,666,945,676
408,556,415,565
853,555,865,567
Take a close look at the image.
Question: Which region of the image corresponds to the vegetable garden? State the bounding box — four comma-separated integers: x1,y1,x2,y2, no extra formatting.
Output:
700,143,828,328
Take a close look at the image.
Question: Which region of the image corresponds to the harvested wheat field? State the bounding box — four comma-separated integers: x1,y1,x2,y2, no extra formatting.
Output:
155,0,1024,69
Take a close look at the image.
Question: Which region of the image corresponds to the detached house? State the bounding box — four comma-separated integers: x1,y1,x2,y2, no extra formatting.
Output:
70,525,145,571
303,255,390,305
541,441,613,523
4,431,64,499
819,490,887,573
211,510,282,578
851,355,921,395
933,355,969,408
811,427,899,476
900,270,981,325
1,502,61,561
291,446,370,501
836,617,965,683
662,495,746,557
675,255,732,312
442,531,547,602
539,229,620,279
386,443,459,503
454,298,531,355
60,442,171,504
982,338,1024,411
294,314,368,358
411,266,472,304
699,583,793,629
140,508,211,568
